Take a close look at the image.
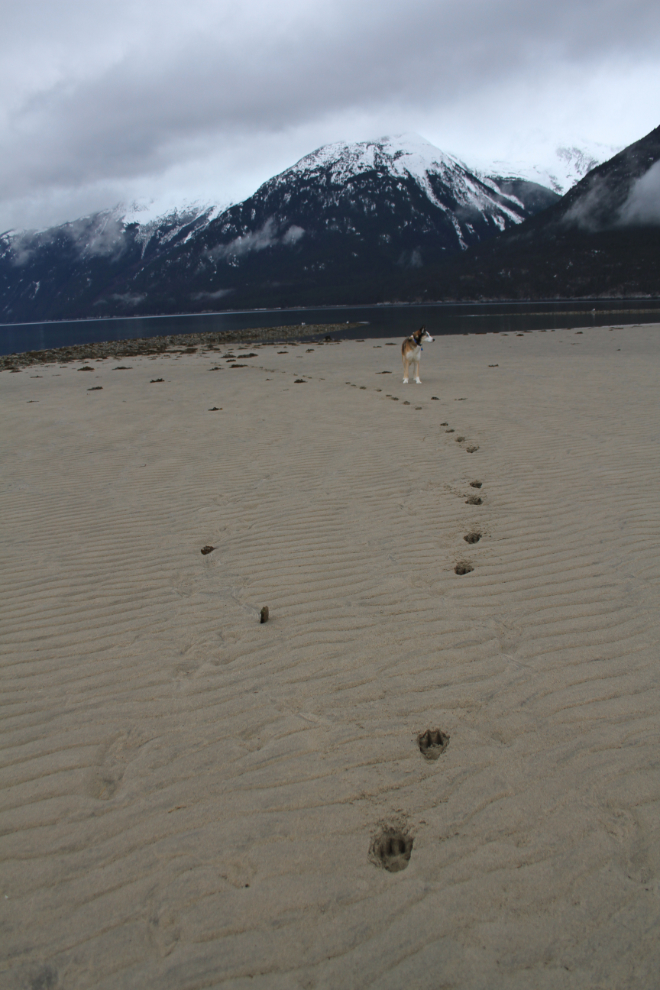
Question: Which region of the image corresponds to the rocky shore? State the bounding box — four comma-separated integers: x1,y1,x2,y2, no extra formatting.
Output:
0,322,363,371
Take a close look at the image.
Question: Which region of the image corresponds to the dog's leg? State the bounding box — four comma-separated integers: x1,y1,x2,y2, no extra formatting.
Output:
414,359,422,384
402,356,409,384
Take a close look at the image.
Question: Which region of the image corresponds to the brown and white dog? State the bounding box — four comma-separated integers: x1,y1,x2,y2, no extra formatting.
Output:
402,326,434,384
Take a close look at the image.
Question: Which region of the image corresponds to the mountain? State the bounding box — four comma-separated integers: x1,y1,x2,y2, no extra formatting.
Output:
406,124,660,301
0,134,559,322
0,203,221,323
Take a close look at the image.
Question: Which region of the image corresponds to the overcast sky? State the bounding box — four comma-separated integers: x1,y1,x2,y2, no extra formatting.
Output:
1,0,659,231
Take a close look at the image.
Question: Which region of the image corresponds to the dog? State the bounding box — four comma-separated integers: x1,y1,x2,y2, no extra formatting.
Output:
402,326,434,383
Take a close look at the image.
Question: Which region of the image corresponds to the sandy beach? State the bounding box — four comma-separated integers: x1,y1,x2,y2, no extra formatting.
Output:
1,324,659,990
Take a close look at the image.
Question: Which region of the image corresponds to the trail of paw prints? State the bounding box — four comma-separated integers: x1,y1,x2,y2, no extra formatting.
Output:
438,403,485,576
463,487,483,561
343,377,431,408
368,729,451,873
446,473,485,574
441,422,479,453
459,480,484,565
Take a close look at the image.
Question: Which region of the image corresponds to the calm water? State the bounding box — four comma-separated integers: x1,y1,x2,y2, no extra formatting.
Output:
1,300,659,356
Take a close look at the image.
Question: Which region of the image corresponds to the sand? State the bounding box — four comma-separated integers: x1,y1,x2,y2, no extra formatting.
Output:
1,325,659,990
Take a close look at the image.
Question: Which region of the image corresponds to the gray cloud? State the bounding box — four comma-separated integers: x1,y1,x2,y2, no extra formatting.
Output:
82,217,129,258
206,220,304,261
1,0,660,230
281,226,305,245
561,156,660,230
190,288,234,301
561,176,610,230
618,160,660,225
9,213,129,266
92,292,146,307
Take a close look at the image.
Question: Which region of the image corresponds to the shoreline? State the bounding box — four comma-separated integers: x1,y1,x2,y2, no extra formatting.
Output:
3,317,660,372
0,322,363,371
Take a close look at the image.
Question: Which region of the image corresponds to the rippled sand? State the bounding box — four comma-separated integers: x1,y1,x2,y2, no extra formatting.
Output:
2,326,659,989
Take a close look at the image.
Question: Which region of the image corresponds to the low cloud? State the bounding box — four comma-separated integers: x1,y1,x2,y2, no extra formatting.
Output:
206,220,304,262
190,287,233,300
94,292,146,306
562,158,660,230
5,232,41,266
618,160,660,225
561,175,610,230
9,212,129,265
78,216,129,258
281,225,305,245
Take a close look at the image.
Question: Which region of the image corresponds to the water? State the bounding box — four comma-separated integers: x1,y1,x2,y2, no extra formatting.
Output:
1,300,659,356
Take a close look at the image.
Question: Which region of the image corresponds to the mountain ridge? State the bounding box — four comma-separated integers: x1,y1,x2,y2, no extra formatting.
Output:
1,133,561,322
3,131,645,322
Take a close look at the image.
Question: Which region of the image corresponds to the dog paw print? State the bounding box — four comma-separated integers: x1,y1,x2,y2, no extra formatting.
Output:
85,730,147,800
369,824,414,873
417,728,450,760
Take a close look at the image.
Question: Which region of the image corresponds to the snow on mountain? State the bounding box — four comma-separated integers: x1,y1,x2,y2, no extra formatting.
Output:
273,132,537,240
1,130,618,322
283,133,466,186
478,140,622,194
186,132,558,296
118,199,227,235
98,133,611,246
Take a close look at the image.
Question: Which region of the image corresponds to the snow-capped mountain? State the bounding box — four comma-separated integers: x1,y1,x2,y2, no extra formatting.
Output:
1,133,562,321
285,134,609,198
260,132,557,249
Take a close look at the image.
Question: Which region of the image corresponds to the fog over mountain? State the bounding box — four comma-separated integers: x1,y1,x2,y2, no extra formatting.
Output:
1,133,562,321
2,125,659,322
482,142,620,196
406,124,660,301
